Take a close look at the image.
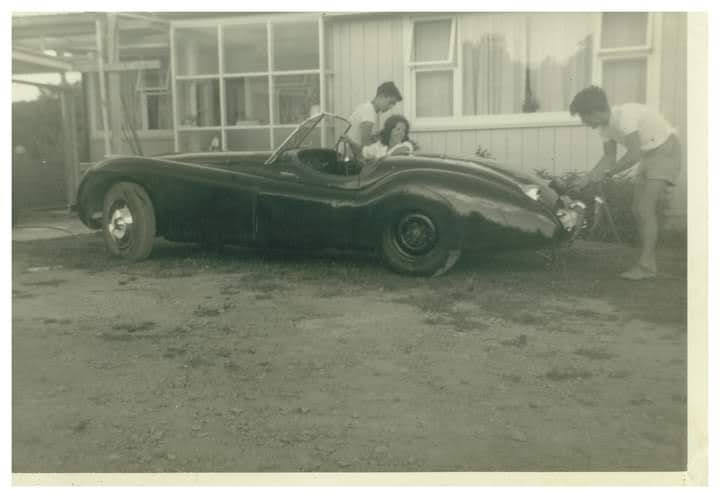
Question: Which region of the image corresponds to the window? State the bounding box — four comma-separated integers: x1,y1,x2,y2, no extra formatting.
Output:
601,12,649,49
599,13,652,106
90,67,173,133
172,16,324,152
409,13,594,121
409,17,455,118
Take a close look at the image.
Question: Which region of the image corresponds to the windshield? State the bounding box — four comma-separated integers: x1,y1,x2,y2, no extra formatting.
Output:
264,113,351,165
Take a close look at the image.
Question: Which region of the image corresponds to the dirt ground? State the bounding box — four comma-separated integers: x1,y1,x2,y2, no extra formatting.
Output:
11,211,687,473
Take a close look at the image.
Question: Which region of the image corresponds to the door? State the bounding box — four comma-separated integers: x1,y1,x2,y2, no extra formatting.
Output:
254,160,359,249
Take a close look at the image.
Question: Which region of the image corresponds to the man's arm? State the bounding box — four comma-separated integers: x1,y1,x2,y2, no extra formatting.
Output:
581,132,641,186
585,139,618,182
608,131,642,175
357,121,375,147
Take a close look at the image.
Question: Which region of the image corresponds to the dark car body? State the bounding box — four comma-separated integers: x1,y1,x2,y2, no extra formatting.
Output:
76,114,584,275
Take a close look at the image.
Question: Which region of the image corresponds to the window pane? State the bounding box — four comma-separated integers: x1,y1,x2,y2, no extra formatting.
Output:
225,77,269,125
179,130,222,152
272,20,319,71
527,14,594,113
460,13,593,115
601,13,648,48
223,24,268,73
176,79,221,127
146,95,173,130
274,127,321,149
175,27,219,76
226,129,271,151
416,71,453,117
94,71,146,131
413,19,452,62
602,58,647,105
272,74,320,125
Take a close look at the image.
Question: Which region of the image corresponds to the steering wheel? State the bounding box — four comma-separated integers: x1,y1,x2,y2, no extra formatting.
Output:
335,136,352,163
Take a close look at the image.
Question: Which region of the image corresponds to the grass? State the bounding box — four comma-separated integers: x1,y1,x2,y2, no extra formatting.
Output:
13,234,687,328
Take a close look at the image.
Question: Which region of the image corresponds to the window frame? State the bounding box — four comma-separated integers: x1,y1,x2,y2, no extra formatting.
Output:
170,13,327,153
408,16,456,67
595,12,661,109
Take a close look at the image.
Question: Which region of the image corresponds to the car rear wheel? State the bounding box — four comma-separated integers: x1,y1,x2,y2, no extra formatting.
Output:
380,206,461,277
102,182,156,261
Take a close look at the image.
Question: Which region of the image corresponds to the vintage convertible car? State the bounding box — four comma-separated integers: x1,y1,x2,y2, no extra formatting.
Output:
75,113,585,276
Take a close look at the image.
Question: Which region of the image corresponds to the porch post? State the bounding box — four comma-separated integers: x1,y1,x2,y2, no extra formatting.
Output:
95,17,112,156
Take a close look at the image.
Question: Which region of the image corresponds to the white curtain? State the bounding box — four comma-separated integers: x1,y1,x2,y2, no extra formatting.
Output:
461,13,593,115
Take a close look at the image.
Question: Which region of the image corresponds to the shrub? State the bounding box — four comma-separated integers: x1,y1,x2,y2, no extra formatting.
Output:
534,169,636,244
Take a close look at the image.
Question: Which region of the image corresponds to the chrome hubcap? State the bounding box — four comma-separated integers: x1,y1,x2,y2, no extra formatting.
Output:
108,205,134,244
396,213,437,256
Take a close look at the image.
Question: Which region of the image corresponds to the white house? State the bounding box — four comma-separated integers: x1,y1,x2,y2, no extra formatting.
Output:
12,12,687,228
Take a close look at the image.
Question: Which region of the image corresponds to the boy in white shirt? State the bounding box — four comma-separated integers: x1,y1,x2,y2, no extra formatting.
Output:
344,82,403,158
570,86,681,280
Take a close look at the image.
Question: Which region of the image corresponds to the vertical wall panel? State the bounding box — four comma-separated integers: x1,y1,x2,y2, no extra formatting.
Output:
490,130,508,162
537,128,556,175
506,131,524,169
553,128,572,174
444,131,462,156
363,20,379,99
659,12,687,229
568,126,588,172
521,128,540,172
458,130,476,156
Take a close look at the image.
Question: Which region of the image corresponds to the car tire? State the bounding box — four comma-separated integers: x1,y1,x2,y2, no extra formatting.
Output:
380,204,461,277
102,182,156,261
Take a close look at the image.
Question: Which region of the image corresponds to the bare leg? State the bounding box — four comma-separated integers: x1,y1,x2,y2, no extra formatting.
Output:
623,178,666,279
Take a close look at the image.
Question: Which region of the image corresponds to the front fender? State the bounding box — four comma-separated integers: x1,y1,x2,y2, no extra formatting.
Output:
368,185,463,248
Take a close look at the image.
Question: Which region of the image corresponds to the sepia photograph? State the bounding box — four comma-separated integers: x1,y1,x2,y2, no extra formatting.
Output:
8,5,708,485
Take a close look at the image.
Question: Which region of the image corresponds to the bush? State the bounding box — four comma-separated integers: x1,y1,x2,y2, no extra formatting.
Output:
534,169,636,244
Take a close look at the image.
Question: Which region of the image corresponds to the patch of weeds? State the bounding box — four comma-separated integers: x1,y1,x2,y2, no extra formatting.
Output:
574,347,615,360
224,360,243,372
71,418,91,434
112,321,157,333
393,292,455,315
629,396,654,406
186,355,213,368
193,304,221,317
513,312,538,325
24,279,67,287
573,309,615,320
545,366,593,381
255,294,273,300
43,318,73,325
163,346,187,358
500,334,528,348
12,289,35,299
118,276,138,286
501,374,523,383
608,369,632,379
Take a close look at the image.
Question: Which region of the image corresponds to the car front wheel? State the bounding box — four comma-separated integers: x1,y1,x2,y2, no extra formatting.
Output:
102,182,156,261
380,207,461,277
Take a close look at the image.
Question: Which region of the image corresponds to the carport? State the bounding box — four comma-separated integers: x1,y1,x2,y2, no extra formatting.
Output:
12,13,170,215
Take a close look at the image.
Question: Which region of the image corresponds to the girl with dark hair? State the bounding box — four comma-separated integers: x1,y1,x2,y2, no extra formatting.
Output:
362,114,416,160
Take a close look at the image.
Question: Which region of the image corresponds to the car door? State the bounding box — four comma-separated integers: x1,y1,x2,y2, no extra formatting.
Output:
254,158,360,249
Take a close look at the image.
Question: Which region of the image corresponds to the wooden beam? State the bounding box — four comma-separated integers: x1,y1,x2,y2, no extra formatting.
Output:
12,78,67,91
116,13,170,27
95,18,112,156
72,60,162,72
107,14,124,155
12,48,73,72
